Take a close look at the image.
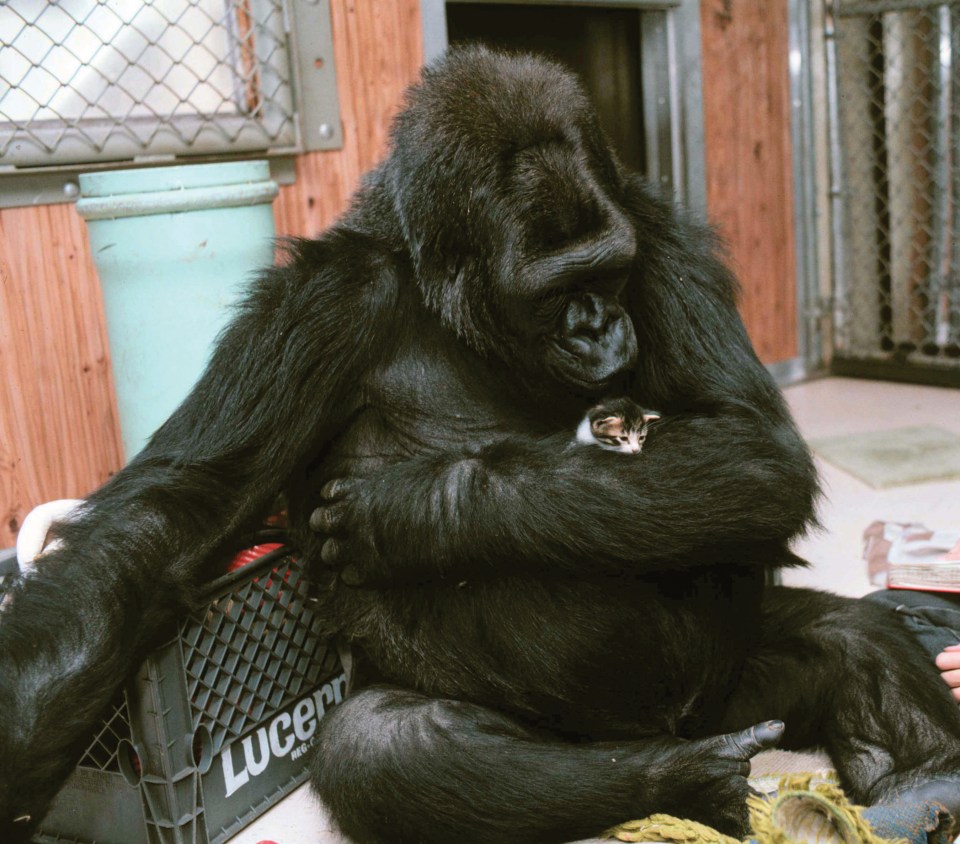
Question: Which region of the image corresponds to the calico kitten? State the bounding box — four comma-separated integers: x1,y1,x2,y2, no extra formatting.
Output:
576,398,661,454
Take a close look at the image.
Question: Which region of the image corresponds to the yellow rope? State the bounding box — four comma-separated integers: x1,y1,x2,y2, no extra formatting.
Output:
606,776,907,844
607,814,740,843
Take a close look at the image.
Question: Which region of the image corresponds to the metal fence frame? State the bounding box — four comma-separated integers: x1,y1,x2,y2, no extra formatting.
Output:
0,0,342,208
826,0,960,385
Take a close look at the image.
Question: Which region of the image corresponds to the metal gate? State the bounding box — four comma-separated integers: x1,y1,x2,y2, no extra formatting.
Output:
826,0,960,384
0,0,342,208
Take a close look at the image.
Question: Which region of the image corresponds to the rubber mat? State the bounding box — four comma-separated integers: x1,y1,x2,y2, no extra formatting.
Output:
810,426,960,488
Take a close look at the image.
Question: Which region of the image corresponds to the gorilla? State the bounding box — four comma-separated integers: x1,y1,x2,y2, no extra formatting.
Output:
3,47,960,844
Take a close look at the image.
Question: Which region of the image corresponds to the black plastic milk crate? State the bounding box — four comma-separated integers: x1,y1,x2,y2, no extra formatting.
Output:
34,545,345,844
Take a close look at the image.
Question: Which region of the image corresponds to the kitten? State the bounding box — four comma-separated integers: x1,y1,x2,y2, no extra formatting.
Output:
576,398,661,455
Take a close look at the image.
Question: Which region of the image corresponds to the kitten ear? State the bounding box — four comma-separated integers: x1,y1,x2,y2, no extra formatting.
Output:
642,411,662,423
593,416,625,437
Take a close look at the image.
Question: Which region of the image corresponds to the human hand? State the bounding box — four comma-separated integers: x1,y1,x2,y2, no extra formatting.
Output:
935,644,960,702
15,499,85,573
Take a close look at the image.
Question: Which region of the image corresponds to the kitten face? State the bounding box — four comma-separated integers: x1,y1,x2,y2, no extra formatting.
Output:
575,400,661,455
591,416,648,454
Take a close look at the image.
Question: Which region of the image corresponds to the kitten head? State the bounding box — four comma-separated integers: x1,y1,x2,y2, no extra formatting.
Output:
582,399,661,454
590,415,644,453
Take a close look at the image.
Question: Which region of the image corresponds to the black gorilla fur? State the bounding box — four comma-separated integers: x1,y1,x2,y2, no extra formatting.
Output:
3,47,960,843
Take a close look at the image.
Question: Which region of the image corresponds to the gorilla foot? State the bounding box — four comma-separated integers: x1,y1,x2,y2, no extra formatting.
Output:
873,776,960,828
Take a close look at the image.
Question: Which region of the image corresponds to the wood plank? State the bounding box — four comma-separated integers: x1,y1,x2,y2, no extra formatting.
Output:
274,0,423,237
700,0,798,364
0,204,123,547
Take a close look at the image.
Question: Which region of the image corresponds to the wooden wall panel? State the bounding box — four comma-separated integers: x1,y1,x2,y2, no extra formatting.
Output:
700,0,798,364
275,0,423,237
0,0,423,549
0,204,123,547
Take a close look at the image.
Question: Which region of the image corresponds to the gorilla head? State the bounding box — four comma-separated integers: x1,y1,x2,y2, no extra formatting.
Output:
385,47,639,395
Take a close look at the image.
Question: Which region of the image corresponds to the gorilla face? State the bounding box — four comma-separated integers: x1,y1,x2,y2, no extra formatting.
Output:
507,141,639,393
512,236,639,392
386,46,640,394
544,288,639,391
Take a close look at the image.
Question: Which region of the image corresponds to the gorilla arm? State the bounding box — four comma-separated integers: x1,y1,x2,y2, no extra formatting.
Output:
0,232,394,837
315,326,814,588
314,198,819,584
314,403,814,585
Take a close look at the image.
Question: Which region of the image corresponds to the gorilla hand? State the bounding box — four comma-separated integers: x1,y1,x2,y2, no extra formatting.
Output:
662,720,784,838
555,291,637,388
309,478,386,586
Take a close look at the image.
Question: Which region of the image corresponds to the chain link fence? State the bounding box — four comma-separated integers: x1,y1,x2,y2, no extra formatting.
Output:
0,0,307,169
829,0,960,380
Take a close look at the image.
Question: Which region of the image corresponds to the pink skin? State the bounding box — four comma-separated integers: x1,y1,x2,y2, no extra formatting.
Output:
936,644,960,703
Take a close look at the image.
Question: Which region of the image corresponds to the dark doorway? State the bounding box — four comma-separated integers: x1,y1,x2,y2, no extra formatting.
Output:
446,3,646,175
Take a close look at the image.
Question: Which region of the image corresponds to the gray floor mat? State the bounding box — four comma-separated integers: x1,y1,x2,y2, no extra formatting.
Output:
810,426,960,488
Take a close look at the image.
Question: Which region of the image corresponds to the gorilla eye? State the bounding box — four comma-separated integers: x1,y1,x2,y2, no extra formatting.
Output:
536,293,569,323
539,228,570,252
531,203,605,253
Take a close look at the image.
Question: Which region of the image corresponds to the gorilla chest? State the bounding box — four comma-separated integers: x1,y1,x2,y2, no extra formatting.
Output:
347,340,526,459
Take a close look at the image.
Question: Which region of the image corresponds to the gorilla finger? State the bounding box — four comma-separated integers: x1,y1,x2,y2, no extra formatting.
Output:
320,478,354,501
321,538,342,566
309,502,349,534
720,720,785,760
339,563,367,587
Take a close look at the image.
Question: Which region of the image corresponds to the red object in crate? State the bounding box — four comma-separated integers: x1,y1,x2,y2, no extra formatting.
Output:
228,543,283,572
228,542,297,608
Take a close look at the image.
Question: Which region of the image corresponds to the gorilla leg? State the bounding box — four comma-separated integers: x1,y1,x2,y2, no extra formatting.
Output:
311,686,784,843
720,586,960,810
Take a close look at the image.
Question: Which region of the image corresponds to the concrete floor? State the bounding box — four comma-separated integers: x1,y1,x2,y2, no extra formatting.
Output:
783,376,960,597
230,376,960,844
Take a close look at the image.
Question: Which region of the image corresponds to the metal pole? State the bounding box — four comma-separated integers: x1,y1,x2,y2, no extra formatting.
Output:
789,0,822,373
824,0,850,354
929,4,952,348
949,4,960,347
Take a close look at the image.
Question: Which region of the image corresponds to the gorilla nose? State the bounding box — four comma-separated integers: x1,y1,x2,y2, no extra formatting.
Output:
564,292,615,337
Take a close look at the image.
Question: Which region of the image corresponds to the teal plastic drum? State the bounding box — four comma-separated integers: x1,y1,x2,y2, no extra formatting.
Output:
77,160,278,460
